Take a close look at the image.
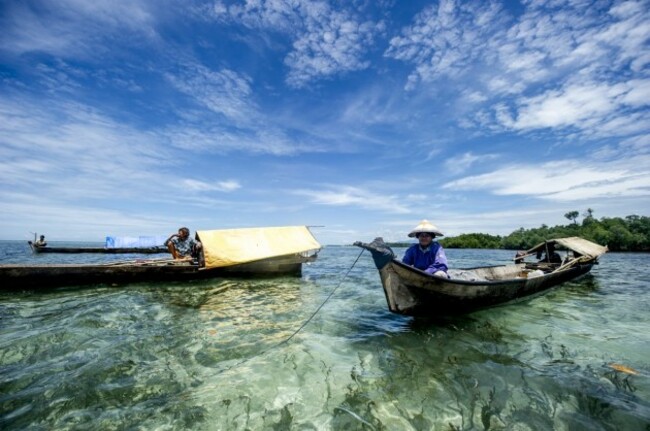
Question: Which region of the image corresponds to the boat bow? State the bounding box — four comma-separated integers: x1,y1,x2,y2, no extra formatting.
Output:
353,238,395,269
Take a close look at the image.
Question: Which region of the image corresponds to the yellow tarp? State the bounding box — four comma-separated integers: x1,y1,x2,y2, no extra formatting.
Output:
196,226,321,269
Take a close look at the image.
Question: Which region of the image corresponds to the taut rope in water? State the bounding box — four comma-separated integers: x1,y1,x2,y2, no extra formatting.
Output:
215,248,365,375
278,248,365,347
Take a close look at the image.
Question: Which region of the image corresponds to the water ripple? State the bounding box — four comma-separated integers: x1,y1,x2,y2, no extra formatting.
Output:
0,243,648,429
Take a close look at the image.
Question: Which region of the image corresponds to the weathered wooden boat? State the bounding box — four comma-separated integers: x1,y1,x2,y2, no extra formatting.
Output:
5,226,321,289
354,237,607,316
28,243,168,254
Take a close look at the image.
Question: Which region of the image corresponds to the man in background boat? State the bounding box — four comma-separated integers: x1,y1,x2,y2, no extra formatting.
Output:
537,242,562,264
165,227,203,264
402,220,449,277
33,235,47,247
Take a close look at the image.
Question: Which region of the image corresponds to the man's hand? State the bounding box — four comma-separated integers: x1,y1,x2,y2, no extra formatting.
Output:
175,256,193,262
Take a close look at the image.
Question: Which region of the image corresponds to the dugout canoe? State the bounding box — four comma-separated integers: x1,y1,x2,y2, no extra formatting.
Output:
354,237,607,316
0,252,318,289
28,242,168,254
5,226,321,289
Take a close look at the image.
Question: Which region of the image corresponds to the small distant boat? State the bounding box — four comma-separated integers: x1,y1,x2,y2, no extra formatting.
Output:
5,226,321,289
28,243,168,254
28,235,169,254
354,237,607,316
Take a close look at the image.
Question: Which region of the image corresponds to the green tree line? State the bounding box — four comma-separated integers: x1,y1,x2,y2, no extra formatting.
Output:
436,212,650,252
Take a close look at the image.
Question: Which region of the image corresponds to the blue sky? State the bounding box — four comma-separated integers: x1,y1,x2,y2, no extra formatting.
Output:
1,0,649,244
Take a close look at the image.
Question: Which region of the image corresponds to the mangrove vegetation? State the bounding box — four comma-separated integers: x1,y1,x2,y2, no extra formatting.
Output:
391,211,650,252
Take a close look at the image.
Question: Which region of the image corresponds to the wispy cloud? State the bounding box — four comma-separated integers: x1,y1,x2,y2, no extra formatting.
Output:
497,80,650,137
0,94,243,206
443,157,650,202
292,185,411,214
444,151,498,175
164,123,325,156
385,0,650,141
0,0,156,58
385,0,508,90
386,0,649,91
163,60,338,155
0,193,175,240
0,0,647,244
165,65,257,125
210,0,383,87
182,178,241,192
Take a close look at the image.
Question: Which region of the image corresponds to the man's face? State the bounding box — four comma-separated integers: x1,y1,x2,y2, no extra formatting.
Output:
417,233,433,247
179,229,189,239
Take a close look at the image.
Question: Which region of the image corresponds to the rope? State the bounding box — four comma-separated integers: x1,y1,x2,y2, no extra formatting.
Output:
278,248,365,347
215,248,365,375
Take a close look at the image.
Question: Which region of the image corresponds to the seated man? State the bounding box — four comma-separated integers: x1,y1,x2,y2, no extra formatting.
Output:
165,227,203,262
34,235,47,247
538,243,562,264
514,250,526,264
402,219,448,277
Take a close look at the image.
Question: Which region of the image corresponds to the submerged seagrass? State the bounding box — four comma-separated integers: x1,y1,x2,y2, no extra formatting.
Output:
354,237,607,316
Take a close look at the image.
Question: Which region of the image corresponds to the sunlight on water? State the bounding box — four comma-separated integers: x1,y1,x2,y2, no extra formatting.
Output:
1,242,649,429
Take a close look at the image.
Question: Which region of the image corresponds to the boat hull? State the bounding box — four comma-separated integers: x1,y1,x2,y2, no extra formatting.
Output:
0,253,317,289
379,259,593,316
354,237,600,317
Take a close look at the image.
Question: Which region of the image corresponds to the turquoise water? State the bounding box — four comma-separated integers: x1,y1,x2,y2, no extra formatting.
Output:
1,241,649,429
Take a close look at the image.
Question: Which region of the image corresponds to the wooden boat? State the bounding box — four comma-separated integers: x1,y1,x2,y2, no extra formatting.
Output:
28,242,168,254
0,253,318,289
354,237,607,316
28,234,169,254
4,226,321,289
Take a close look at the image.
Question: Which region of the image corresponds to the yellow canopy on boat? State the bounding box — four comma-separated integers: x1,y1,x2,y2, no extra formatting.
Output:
196,226,321,269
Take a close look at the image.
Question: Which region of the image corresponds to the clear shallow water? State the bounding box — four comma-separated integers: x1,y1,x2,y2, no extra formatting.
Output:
1,241,649,430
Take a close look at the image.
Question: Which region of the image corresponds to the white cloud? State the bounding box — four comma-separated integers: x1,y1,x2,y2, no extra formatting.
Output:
0,0,156,57
165,65,257,125
385,0,650,141
209,0,382,87
505,80,649,130
182,179,241,192
164,124,324,156
385,0,507,89
0,195,174,241
496,80,650,139
292,185,411,214
443,157,650,202
444,151,498,175
0,95,222,207
284,11,381,88
162,59,340,155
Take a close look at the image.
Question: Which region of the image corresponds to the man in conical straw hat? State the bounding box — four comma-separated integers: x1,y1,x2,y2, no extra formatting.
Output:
402,219,449,277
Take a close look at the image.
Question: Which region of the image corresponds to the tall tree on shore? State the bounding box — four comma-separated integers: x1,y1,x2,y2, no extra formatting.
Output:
565,211,579,224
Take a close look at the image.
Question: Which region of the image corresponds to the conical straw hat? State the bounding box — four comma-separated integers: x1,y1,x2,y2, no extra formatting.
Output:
408,219,444,238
